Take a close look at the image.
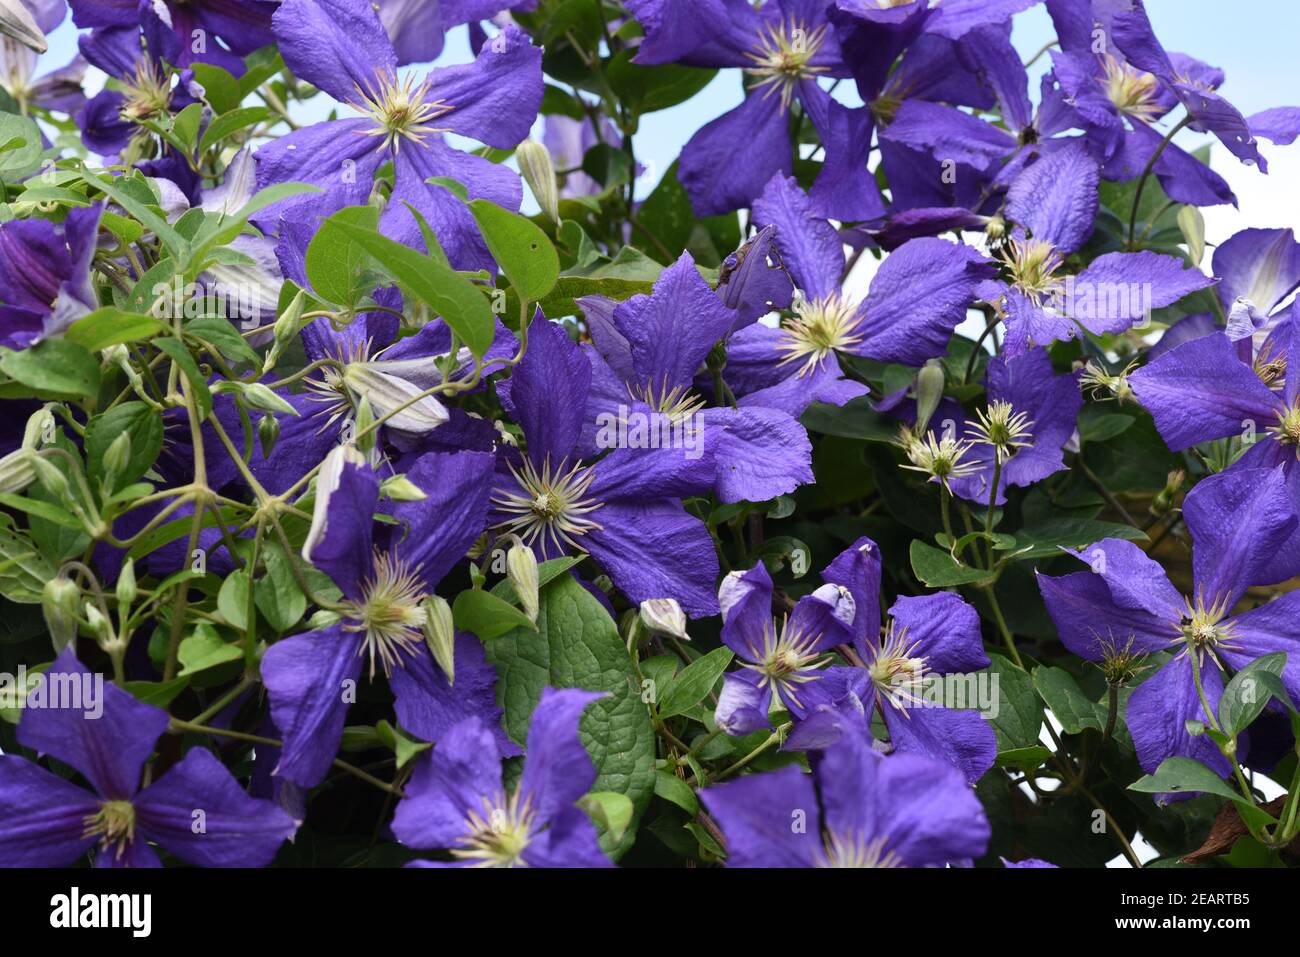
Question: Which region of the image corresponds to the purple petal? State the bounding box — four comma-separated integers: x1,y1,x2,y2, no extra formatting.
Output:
427,26,542,148
856,238,994,364
261,623,366,789
1005,140,1099,256
390,636,518,757
504,316,589,466
134,749,296,867
1064,537,1185,620
699,765,820,867
391,716,504,850
0,755,99,867
392,450,495,590
272,0,395,103
821,537,882,653
702,405,813,503
1183,466,1298,608
1222,591,1300,708
751,173,843,302
1212,227,1300,315
518,687,606,825
302,450,378,601
679,92,790,217
1127,654,1231,778
1037,570,1176,660
1069,251,1215,335
887,592,988,675
883,699,998,785
585,501,720,617
1249,107,1300,146
719,561,776,662
715,671,773,735
16,646,168,801
1130,331,1279,450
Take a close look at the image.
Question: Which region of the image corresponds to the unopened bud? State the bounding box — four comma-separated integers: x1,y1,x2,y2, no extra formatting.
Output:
516,139,559,223
22,406,53,449
380,474,427,501
264,289,307,374
115,558,137,608
30,455,70,500
258,412,280,458
423,595,456,684
41,578,81,653
242,382,299,417
353,393,377,455
914,359,945,436
103,431,132,477
1150,469,1186,518
343,365,449,438
0,448,36,493
84,602,110,641
506,538,539,624
639,598,689,641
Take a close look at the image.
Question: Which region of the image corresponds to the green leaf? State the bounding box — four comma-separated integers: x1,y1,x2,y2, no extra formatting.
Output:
123,677,191,708
1008,519,1147,560
329,219,496,357
254,541,308,632
305,205,382,308
484,573,655,858
84,168,189,262
185,316,261,367
995,745,1053,772
85,401,164,490
985,653,1043,751
177,624,243,676
0,114,42,177
217,569,251,630
188,63,242,113
0,514,56,603
1219,653,1288,737
452,588,536,640
154,337,213,421
1131,756,1272,817
579,791,634,844
467,199,560,303
655,647,733,719
64,307,167,351
909,540,991,587
607,53,718,114
199,106,272,152
1,339,101,399
1033,667,1106,734
654,770,700,815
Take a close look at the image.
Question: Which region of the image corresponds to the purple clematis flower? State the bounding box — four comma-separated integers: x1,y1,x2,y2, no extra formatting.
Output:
719,173,994,418
0,647,297,867
254,0,541,272
0,204,102,349
919,348,1083,508
780,536,997,783
578,250,813,504
68,0,277,74
493,315,721,617
712,540,865,735
1108,1,1300,173
1130,306,1300,509
975,140,1215,354
1037,466,1300,782
700,728,990,867
626,0,881,220
391,687,612,867
261,445,516,789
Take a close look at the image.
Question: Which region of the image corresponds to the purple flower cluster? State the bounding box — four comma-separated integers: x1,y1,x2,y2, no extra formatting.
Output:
2,0,1300,871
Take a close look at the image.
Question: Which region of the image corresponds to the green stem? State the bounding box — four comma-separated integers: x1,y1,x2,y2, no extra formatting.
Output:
1127,115,1192,248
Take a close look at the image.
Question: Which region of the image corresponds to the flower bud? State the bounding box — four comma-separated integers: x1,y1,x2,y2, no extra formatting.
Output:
913,359,945,436
84,602,111,642
343,365,449,438
516,139,559,223
103,431,132,478
264,288,307,374
380,474,427,501
423,595,456,685
507,538,539,625
42,577,81,652
30,454,70,500
22,406,53,449
0,448,36,493
639,598,689,641
241,382,299,417
115,558,137,609
1150,469,1185,518
258,412,280,458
